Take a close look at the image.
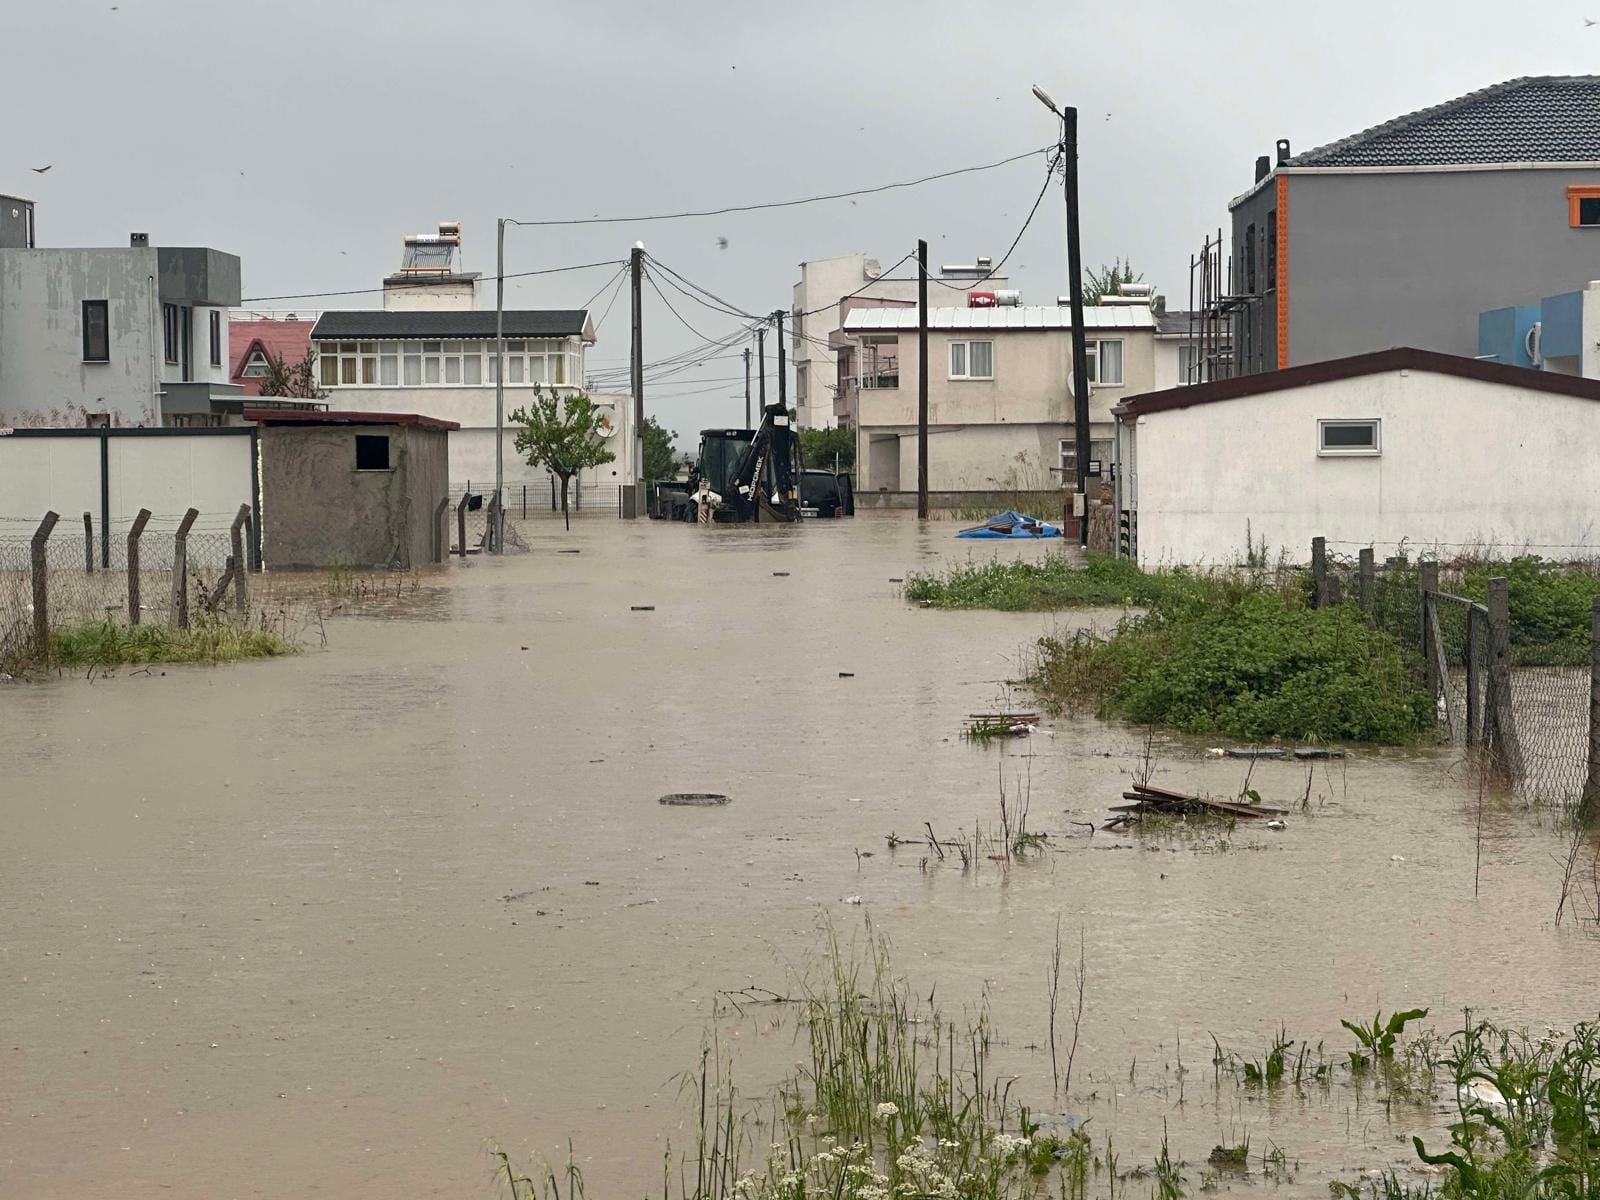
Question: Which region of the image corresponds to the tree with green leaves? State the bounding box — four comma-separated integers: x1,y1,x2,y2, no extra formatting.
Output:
258,350,326,400
510,387,616,527
1083,259,1165,313
642,415,679,483
799,425,855,472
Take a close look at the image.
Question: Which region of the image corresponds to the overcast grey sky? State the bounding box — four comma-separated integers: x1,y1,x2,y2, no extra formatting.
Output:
9,0,1600,433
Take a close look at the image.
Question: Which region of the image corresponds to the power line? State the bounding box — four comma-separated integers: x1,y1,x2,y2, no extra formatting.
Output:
503,144,1052,228
239,258,627,304
925,146,1062,292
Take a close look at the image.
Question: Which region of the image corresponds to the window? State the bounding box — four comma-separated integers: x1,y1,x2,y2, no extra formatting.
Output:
315,336,579,387
1569,186,1600,227
242,349,271,377
1085,338,1123,386
1266,209,1278,288
1244,223,1257,293
162,303,179,363
209,311,222,366
1177,344,1209,385
860,335,899,388
1318,419,1380,456
82,300,109,362
949,339,994,380
355,434,391,470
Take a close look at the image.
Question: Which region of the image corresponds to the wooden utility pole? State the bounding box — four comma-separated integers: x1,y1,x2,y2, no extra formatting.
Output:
917,238,929,519
629,242,645,517
774,310,787,415
743,347,752,428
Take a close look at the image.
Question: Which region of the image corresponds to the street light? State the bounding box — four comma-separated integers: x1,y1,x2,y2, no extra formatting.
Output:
1033,83,1092,549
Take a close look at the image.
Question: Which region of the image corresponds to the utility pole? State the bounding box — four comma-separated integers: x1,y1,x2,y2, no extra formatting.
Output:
756,326,766,419
630,242,645,517
917,238,929,519
774,310,787,416
493,217,505,552
743,347,752,428
1064,107,1091,548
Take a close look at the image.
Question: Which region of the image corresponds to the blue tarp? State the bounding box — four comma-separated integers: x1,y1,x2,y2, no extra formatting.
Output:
956,510,1063,539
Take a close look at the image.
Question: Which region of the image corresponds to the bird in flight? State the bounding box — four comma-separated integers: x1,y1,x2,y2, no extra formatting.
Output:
716,236,729,250
31,165,52,174
1587,16,1597,25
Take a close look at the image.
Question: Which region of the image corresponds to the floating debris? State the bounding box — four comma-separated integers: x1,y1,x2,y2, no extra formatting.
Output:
631,605,655,611
772,571,790,577
1265,819,1288,830
1292,747,1346,760
838,672,855,678
963,712,1040,740
659,792,731,807
1103,783,1288,830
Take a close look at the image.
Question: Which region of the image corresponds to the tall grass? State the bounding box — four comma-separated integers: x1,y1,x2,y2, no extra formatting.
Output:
501,929,1101,1200
46,619,296,667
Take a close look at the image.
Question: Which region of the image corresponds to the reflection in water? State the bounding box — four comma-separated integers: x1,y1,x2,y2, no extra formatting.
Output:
1,511,1594,1199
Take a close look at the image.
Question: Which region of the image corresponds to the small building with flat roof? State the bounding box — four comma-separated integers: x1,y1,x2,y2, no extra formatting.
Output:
248,408,455,568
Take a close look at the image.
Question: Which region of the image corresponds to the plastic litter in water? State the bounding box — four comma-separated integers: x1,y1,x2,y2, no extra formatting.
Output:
631,605,655,611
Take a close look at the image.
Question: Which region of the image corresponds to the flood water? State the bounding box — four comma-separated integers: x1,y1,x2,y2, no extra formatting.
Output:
2,511,1596,1199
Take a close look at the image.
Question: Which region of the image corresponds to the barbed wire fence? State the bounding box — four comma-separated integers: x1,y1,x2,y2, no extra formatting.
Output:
1312,536,1598,812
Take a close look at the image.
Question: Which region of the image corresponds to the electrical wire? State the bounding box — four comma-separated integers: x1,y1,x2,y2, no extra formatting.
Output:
577,263,628,310
504,145,1052,228
239,258,627,304
924,146,1062,291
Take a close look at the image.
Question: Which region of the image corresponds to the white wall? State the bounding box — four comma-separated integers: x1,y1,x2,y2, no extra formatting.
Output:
1131,369,1600,565
1152,337,1184,391
0,435,101,522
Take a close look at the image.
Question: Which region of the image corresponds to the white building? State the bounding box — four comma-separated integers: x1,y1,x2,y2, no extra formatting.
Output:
791,252,1006,429
306,222,634,503
838,304,1156,498
0,196,244,428
1114,347,1600,566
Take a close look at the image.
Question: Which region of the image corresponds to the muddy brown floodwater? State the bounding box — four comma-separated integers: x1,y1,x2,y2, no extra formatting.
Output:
2,511,1597,1199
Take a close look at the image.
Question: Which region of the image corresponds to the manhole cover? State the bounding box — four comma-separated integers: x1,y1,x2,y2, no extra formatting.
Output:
659,793,731,807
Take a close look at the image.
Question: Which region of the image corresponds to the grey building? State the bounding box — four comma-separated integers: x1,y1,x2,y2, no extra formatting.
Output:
249,408,455,569
0,205,244,428
1228,76,1600,374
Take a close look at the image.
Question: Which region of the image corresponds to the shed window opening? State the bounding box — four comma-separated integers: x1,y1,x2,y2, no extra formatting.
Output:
355,434,391,471
82,300,110,362
1318,419,1380,455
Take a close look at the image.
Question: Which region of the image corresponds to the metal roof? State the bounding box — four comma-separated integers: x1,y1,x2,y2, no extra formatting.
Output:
310,310,592,341
245,408,460,431
842,305,1156,333
1287,76,1600,168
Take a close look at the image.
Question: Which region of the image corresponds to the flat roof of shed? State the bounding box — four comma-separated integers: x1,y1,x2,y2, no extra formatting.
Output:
245,408,460,431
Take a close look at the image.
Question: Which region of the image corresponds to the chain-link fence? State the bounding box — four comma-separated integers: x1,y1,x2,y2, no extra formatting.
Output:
0,506,281,674
1311,536,1598,810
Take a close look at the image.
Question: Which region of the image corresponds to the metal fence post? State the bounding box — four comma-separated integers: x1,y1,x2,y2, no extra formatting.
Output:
1486,576,1524,780
456,492,469,558
30,511,59,650
1311,536,1327,607
432,496,449,564
171,508,199,630
1419,561,1440,700
1358,547,1375,622
522,484,527,520
83,512,94,574
1585,596,1600,823
127,509,150,625
229,504,250,614
551,476,556,512
1466,606,1483,746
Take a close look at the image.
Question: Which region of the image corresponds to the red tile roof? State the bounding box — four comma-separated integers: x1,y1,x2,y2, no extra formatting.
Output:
229,319,315,396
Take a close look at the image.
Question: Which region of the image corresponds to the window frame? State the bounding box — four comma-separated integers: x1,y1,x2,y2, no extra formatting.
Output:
81,299,110,363
1569,186,1600,227
1317,418,1381,457
1086,337,1124,386
947,338,994,381
315,335,583,388
354,433,392,471
241,349,271,378
162,303,179,364
208,310,222,366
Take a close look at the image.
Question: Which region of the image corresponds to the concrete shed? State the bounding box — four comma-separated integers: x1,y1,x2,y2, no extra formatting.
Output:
248,409,455,568
1113,348,1600,566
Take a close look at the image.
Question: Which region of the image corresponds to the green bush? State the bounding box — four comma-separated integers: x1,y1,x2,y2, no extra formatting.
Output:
1459,557,1600,667
1034,591,1434,744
